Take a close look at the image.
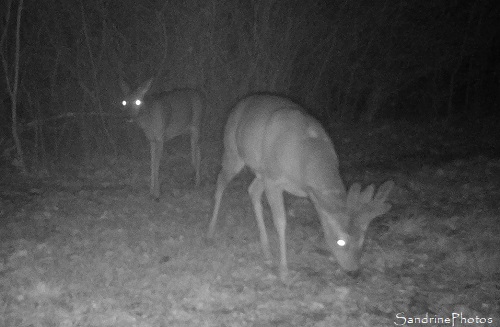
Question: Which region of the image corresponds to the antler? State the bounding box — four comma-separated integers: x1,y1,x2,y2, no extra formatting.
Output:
346,181,395,228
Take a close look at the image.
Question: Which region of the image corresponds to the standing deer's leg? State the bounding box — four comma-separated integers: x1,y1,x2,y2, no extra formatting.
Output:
190,126,201,186
248,177,272,261
208,151,244,238
264,183,288,282
150,139,164,200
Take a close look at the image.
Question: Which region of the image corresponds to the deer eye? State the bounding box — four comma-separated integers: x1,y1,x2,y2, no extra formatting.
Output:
121,100,127,106
337,239,346,247
134,99,142,106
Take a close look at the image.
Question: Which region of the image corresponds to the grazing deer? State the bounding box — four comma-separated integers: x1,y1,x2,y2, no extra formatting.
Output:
208,94,394,282
120,78,203,199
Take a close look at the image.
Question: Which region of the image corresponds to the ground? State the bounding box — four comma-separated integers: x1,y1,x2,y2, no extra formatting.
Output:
0,120,499,327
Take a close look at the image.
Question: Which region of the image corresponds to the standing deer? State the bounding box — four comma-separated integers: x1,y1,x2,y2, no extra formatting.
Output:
208,94,394,282
120,78,203,199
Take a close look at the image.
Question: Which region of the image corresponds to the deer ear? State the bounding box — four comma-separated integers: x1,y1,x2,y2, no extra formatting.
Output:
119,78,130,94
138,78,153,96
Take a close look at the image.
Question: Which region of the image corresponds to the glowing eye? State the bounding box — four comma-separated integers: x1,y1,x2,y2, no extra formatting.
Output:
121,100,127,106
337,239,346,247
135,99,142,106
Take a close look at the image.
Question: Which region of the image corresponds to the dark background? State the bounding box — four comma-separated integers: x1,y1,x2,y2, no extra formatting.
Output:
1,0,499,171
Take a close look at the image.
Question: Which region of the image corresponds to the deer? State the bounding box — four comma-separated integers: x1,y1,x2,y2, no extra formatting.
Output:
207,94,394,282
120,78,203,200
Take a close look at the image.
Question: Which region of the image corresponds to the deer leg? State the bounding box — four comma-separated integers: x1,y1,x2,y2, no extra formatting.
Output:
190,126,201,186
150,139,164,200
208,151,244,238
248,177,272,261
264,183,288,282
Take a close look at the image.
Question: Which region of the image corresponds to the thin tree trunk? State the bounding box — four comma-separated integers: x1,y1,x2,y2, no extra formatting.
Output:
10,0,26,174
